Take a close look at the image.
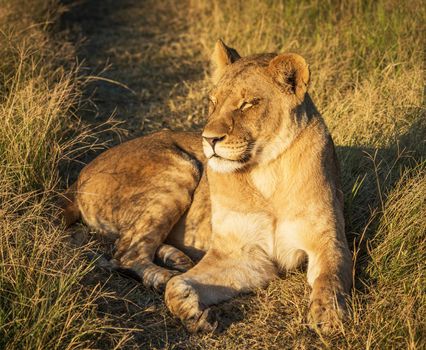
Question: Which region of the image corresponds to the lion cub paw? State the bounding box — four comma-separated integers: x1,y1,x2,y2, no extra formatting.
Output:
165,276,218,333
308,295,347,334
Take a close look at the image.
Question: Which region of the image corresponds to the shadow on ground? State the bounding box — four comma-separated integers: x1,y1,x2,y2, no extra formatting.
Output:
62,0,204,133
337,115,425,291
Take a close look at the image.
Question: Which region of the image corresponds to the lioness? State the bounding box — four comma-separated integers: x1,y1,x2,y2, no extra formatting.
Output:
62,40,352,333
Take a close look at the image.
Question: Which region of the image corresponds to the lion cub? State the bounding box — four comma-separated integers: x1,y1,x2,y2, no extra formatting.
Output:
62,40,352,334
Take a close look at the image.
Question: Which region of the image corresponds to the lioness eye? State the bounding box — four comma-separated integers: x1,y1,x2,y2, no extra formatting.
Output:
239,101,252,111
239,98,260,111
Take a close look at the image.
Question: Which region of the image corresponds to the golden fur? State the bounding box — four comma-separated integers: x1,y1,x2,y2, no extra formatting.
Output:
62,40,352,333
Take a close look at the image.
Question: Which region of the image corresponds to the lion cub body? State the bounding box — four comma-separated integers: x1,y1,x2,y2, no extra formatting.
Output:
63,41,352,333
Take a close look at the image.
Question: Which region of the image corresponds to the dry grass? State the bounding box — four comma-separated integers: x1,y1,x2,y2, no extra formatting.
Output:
0,1,129,348
1,0,425,349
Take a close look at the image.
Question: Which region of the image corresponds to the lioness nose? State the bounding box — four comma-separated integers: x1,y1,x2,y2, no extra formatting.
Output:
202,135,225,148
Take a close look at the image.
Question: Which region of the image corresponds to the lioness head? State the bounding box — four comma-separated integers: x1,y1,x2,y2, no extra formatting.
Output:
202,40,312,173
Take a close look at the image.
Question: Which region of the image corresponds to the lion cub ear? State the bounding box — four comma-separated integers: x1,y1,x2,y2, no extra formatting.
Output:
268,53,310,102
211,39,241,84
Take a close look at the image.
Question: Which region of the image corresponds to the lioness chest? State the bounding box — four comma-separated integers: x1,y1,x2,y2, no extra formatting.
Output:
210,201,308,272
207,163,314,271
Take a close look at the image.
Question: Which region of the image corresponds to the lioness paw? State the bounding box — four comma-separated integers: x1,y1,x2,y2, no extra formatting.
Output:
184,307,218,333
308,295,347,334
165,276,218,333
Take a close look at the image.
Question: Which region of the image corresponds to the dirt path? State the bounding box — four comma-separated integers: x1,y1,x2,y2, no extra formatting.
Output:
62,1,211,348
65,0,206,138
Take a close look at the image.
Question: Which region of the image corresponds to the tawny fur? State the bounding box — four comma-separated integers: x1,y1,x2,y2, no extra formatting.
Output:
62,40,352,334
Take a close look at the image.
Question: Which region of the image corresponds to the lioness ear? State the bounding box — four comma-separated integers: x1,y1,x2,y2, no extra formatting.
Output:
211,39,241,84
268,53,310,101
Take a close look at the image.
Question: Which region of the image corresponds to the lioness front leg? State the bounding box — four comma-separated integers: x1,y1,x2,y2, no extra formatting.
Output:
307,240,352,333
165,248,276,333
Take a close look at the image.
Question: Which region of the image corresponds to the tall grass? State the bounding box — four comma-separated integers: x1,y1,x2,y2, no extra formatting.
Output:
0,1,128,348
